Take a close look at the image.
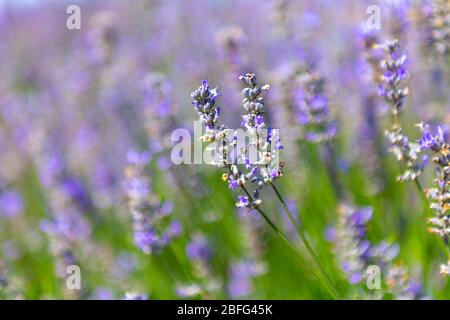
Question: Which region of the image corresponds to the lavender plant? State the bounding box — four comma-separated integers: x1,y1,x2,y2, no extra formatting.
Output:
377,40,428,183
423,0,450,57
177,234,222,299
191,74,340,298
327,204,427,299
124,150,181,254
417,123,450,275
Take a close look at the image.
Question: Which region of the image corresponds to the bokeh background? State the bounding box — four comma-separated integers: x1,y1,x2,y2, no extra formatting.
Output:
0,0,449,299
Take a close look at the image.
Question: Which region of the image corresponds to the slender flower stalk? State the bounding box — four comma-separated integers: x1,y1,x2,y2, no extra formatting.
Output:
270,182,337,294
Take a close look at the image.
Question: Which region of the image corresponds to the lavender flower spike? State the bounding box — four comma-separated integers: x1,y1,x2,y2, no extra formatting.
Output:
417,123,450,275
376,39,427,181
295,71,337,143
191,80,225,143
378,39,409,116
328,204,427,299
124,150,181,254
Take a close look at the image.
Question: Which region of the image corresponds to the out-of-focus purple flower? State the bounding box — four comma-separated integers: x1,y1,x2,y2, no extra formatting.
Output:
0,189,23,218
91,288,115,300
227,259,266,299
418,123,448,152
124,150,181,254
295,71,337,143
328,204,398,285
186,234,212,262
236,195,250,208
422,0,450,56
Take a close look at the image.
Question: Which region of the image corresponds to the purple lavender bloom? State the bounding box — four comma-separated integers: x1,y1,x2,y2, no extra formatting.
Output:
91,288,115,300
418,123,448,152
237,73,283,204
294,71,337,143
378,40,409,115
227,259,265,299
417,123,450,262
0,189,23,218
422,0,450,56
191,80,222,132
186,234,212,262
328,204,398,285
236,195,250,208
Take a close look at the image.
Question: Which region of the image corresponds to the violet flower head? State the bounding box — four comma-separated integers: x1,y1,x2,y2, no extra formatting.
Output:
186,234,213,262
191,74,283,209
227,259,265,299
378,39,409,115
215,26,247,69
0,189,23,219
328,204,398,285
386,266,428,299
374,40,427,181
295,71,337,143
191,80,223,139
417,123,450,274
179,234,222,298
235,73,284,205
87,11,119,65
422,0,450,57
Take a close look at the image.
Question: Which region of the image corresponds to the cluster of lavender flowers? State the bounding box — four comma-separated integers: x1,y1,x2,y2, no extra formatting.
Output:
142,73,177,169
87,11,119,66
215,26,248,72
30,132,93,284
227,258,266,299
422,0,450,57
191,73,283,208
295,69,337,144
373,38,450,278
377,40,428,182
177,234,221,298
227,207,268,299
353,28,386,192
327,204,426,299
0,187,23,220
124,150,181,254
417,124,450,275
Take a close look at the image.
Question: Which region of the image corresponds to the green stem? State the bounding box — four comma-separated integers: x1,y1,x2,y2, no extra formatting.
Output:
413,178,430,214
269,182,340,298
240,185,339,299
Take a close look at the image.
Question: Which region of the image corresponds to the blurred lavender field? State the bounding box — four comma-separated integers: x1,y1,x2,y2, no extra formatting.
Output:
0,0,450,299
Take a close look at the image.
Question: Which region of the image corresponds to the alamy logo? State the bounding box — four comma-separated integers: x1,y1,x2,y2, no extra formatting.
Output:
171,121,281,169
66,5,81,30
66,265,81,290
366,5,381,31
366,265,381,290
